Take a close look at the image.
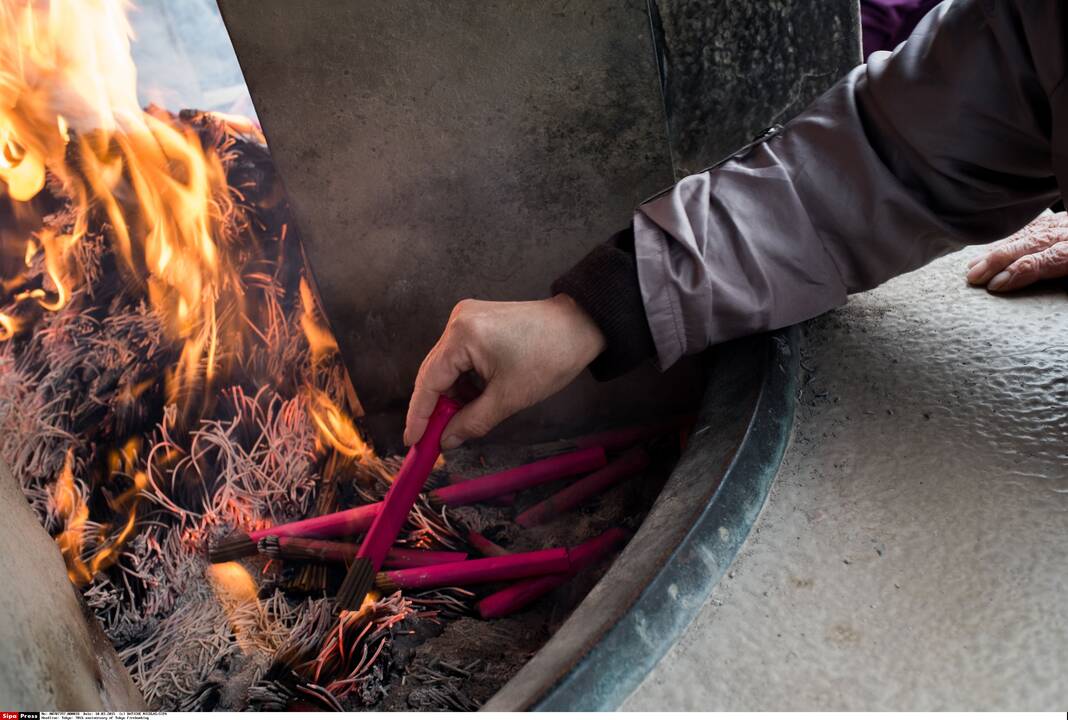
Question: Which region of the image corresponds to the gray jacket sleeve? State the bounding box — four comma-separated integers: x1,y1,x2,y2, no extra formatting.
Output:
636,0,1067,369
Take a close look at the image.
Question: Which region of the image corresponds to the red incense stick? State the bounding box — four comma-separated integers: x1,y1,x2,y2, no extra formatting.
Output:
210,436,607,564
515,446,649,528
209,501,381,563
572,416,694,452
258,536,466,568
375,547,570,592
336,395,462,609
447,473,515,506
477,527,630,619
465,529,511,558
428,446,607,507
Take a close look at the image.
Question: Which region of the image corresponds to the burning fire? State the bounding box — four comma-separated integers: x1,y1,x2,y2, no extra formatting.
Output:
0,0,238,407
0,0,375,585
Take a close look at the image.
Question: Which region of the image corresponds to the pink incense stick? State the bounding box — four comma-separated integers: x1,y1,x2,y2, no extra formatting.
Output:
447,473,515,506
375,547,570,592
429,445,607,507
465,529,511,558
572,416,693,452
336,395,462,609
515,446,649,528
383,547,467,569
477,527,630,619
258,536,466,568
208,500,381,563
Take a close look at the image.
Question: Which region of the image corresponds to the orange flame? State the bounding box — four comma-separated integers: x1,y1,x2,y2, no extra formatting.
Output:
306,386,373,462
0,311,18,340
299,274,379,465
49,439,147,585
299,276,338,367
51,449,92,584
206,561,261,653
0,0,238,406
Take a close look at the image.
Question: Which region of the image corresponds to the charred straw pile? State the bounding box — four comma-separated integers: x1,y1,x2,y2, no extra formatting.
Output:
0,106,662,710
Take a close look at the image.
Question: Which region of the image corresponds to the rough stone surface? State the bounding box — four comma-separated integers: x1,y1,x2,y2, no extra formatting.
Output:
217,0,701,444
622,248,1068,710
654,0,861,174
0,461,145,710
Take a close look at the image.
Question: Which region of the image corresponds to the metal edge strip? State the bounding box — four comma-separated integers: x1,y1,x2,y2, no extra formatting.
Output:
531,325,800,710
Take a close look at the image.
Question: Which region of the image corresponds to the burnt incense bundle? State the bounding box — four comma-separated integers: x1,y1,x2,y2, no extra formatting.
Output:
259,535,466,568
209,446,608,563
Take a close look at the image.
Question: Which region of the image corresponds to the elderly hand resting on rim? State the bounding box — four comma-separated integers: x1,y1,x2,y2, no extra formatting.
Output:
967,212,1068,293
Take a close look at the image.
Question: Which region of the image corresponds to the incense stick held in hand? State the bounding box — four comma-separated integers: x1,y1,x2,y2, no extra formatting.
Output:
336,395,462,610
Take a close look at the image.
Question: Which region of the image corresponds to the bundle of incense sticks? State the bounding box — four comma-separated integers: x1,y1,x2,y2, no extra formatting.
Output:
208,445,607,562
375,547,571,592
337,396,463,609
478,527,630,619
428,445,606,507
515,446,649,528
208,503,380,562
258,536,467,568
554,415,694,453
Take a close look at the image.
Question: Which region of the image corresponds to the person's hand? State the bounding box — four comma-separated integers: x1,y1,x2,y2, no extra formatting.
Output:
966,212,1068,292
404,295,606,450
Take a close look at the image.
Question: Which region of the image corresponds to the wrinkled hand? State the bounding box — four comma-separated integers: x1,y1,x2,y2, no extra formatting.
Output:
967,212,1068,292
404,295,606,450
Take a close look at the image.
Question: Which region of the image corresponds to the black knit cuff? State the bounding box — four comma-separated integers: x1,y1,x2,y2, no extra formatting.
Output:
551,228,656,381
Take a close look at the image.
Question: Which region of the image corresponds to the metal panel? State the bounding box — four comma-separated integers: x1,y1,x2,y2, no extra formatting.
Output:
217,0,700,445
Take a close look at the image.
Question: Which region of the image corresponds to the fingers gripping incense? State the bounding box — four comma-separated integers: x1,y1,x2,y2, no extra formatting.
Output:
336,395,462,609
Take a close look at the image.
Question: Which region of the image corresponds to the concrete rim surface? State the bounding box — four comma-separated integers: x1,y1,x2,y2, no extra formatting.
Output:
623,248,1068,711
485,328,799,710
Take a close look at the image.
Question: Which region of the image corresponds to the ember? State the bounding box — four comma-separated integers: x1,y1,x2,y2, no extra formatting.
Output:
0,0,679,710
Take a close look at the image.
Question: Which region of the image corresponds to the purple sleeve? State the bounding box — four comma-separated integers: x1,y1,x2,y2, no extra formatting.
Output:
634,0,1066,369
861,0,942,57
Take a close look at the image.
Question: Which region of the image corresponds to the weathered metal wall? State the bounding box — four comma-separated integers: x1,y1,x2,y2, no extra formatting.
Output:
653,0,861,175
217,0,859,446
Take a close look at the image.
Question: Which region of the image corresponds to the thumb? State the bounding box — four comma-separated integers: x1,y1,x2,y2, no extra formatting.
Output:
440,388,511,450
